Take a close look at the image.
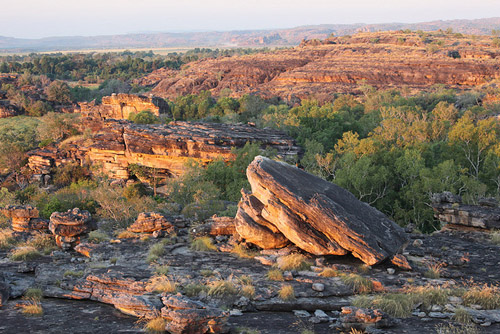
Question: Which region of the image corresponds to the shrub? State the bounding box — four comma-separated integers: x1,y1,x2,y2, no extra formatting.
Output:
190,236,217,252
276,253,311,271
278,285,295,301
129,110,160,124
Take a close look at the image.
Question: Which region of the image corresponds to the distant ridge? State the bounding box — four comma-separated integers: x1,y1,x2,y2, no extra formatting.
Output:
1,17,499,52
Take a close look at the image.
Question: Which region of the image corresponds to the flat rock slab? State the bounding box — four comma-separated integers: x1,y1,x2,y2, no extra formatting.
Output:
235,156,408,265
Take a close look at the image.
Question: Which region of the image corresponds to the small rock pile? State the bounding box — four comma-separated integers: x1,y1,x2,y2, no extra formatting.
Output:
0,205,48,232
161,294,229,334
49,208,94,250
337,306,393,331
127,212,175,234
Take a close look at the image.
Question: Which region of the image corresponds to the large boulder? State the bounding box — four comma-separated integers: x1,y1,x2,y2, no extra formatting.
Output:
235,156,408,265
49,208,94,250
0,205,48,232
127,212,175,233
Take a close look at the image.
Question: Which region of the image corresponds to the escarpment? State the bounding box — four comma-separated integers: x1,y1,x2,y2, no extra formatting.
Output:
27,119,300,182
149,32,500,102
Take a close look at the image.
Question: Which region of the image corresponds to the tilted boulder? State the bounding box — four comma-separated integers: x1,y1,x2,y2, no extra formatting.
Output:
431,192,500,229
127,212,175,233
49,208,94,250
0,205,48,232
235,156,408,265
161,294,229,334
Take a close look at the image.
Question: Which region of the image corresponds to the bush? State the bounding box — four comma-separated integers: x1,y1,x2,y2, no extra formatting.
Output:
128,110,160,124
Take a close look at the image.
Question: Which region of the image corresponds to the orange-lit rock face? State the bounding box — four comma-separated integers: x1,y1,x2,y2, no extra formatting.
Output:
235,156,408,265
77,93,169,120
150,32,500,102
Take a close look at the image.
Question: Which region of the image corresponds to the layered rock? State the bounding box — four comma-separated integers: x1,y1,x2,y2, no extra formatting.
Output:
76,93,169,120
161,294,229,334
127,212,176,233
49,208,94,250
235,156,408,265
150,32,500,101
431,192,500,229
339,306,393,330
190,216,237,237
0,205,48,232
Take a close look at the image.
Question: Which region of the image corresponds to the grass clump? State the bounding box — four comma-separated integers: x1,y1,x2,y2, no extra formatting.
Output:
154,265,170,275
278,284,295,301
146,243,166,263
352,293,415,318
423,259,445,279
87,230,109,243
319,268,340,277
491,231,500,245
184,283,209,297
9,246,42,261
235,328,261,334
453,307,473,323
24,288,43,301
341,274,374,294
276,253,311,271
208,279,238,298
0,228,16,249
407,285,452,309
232,244,258,259
435,323,479,334
144,316,166,333
241,285,256,299
116,230,138,239
63,270,84,278
24,232,57,254
146,276,177,294
462,283,500,309
21,299,43,316
266,268,284,281
200,269,214,277
190,236,217,252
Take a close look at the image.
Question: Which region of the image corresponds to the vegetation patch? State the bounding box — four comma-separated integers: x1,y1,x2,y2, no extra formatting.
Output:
341,274,375,294
190,236,217,252
278,284,295,301
9,246,42,261
276,253,311,271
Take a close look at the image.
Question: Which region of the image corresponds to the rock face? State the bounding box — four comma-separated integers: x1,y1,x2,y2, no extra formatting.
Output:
0,273,9,307
76,93,169,120
235,156,408,265
190,216,237,237
127,212,176,233
161,294,229,334
49,208,94,250
150,31,500,102
431,192,500,229
0,205,48,232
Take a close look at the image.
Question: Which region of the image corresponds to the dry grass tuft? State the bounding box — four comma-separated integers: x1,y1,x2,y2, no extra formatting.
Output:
21,299,43,316
462,283,500,309
144,316,166,333
146,243,166,263
241,285,256,299
319,268,339,277
278,284,295,301
190,236,217,252
352,293,415,318
0,228,16,249
207,279,238,298
453,307,473,323
435,323,479,334
266,268,284,281
63,270,84,278
154,265,170,275
232,244,258,259
116,230,138,239
423,258,445,279
276,253,311,271
9,246,41,261
87,230,109,243
146,275,177,294
341,274,374,294
183,283,209,297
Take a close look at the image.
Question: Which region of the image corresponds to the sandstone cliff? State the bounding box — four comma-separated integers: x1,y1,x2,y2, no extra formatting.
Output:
149,32,500,102
27,119,300,181
76,93,170,120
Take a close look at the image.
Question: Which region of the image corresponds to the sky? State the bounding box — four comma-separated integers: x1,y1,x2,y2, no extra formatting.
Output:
1,0,500,39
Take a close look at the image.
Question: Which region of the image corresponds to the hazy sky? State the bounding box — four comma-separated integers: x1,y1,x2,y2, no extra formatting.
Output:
2,0,500,38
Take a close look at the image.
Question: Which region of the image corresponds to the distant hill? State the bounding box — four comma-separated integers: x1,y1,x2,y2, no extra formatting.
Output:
1,17,500,52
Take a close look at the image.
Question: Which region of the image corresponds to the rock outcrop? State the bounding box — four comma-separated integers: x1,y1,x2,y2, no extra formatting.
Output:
161,294,229,334
0,101,20,118
76,93,169,120
127,212,176,233
0,205,48,233
190,216,237,237
25,119,300,182
235,156,408,265
49,208,94,250
150,31,500,102
431,192,500,229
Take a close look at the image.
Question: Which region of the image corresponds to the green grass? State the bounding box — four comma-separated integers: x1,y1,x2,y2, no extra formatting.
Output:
341,273,374,294
146,243,166,263
453,307,473,324
352,293,415,317
154,265,170,275
63,270,85,278
24,288,43,301
87,230,109,243
183,283,209,297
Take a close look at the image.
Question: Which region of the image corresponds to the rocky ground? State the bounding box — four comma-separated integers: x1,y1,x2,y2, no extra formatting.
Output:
1,222,500,333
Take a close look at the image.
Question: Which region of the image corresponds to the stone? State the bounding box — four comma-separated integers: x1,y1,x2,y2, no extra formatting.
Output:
339,306,393,330
386,268,395,275
235,156,408,265
49,208,94,249
127,212,175,233
431,192,500,229
312,283,325,292
428,312,448,318
1,205,48,233
390,254,412,270
293,310,311,317
412,239,423,247
190,216,236,237
0,274,9,307
161,294,229,334
314,309,330,320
